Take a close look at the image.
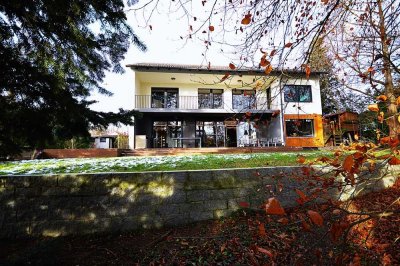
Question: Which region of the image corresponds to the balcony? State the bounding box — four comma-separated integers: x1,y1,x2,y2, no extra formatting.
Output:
135,95,275,112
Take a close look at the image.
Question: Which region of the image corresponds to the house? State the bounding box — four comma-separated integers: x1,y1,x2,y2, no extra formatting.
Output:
126,63,324,149
92,134,118,149
323,111,360,146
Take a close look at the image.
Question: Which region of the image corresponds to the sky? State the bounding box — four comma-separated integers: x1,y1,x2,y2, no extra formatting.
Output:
90,1,232,113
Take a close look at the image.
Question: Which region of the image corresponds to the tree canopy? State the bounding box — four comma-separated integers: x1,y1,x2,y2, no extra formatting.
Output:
0,0,145,157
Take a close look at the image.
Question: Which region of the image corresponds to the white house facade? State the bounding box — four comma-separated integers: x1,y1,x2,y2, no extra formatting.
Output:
127,63,324,149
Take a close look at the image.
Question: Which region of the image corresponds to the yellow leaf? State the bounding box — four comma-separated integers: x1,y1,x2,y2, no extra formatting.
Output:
376,95,387,101
264,64,273,74
367,104,379,112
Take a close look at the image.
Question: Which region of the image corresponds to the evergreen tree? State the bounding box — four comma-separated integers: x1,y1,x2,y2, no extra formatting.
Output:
0,1,145,157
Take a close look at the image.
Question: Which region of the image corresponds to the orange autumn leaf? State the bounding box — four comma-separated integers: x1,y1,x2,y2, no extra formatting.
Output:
380,136,391,145
388,156,400,165
241,14,252,25
270,49,277,57
307,210,324,226
376,95,387,101
396,96,400,106
295,189,307,200
368,66,375,72
229,63,236,70
368,104,379,112
265,197,286,215
343,155,354,172
321,0,329,4
265,64,273,74
297,155,306,163
209,25,215,31
305,64,311,79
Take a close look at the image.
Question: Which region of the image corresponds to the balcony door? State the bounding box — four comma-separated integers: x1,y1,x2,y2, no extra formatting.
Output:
198,89,223,109
151,88,178,108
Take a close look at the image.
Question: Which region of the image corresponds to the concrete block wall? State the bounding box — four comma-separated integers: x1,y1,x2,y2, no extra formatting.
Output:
0,166,397,239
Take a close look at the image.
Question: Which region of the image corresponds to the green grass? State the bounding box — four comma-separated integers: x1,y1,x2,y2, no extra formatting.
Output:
0,150,333,175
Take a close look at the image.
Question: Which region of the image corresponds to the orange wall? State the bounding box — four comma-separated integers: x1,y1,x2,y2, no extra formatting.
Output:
284,114,324,147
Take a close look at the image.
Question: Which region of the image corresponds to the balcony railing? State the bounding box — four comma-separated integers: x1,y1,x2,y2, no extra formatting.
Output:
135,95,273,110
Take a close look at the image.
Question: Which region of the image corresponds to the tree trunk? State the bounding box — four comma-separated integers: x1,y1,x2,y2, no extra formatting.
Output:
377,0,398,137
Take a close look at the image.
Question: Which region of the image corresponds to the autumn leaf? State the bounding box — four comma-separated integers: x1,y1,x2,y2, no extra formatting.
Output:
245,111,252,117
258,223,267,237
239,201,250,208
380,136,391,145
270,49,277,57
241,13,252,25
260,56,269,67
229,63,236,70
396,96,400,105
302,220,311,231
376,95,387,101
295,189,307,201
209,25,215,31
284,42,293,48
297,155,306,164
277,217,289,224
265,197,285,215
321,0,329,4
265,64,273,74
305,64,311,79
343,155,354,172
220,73,230,82
388,156,400,165
307,210,323,226
354,133,359,140
256,246,273,257
368,66,375,72
368,104,379,112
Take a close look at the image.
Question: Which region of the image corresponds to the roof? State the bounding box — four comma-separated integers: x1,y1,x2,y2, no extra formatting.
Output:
324,111,359,118
126,63,325,76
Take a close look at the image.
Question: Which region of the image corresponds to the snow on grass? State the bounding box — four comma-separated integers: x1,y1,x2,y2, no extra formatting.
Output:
0,150,329,175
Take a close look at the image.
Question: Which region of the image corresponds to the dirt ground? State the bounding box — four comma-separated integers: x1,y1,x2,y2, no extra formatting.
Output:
1,184,399,266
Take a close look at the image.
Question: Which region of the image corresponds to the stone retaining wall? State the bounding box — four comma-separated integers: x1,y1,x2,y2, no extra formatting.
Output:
0,166,397,239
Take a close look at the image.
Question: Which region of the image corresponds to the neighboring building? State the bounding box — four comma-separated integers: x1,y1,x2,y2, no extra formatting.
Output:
126,63,324,149
92,134,117,149
323,111,360,146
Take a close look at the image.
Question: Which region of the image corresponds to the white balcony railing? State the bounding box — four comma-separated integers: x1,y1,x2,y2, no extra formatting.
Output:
135,95,274,110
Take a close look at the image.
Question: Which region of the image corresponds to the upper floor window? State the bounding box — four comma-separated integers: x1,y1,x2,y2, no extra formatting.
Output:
151,88,178,108
232,89,256,109
198,89,223,109
283,85,312,102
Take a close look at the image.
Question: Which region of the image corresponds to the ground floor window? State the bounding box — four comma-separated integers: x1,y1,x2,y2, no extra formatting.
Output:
153,121,182,148
196,121,225,147
285,119,314,137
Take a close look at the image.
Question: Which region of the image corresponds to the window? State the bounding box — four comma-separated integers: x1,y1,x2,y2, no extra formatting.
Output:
232,89,256,109
285,119,314,137
99,137,107,143
196,121,225,147
198,89,223,109
151,88,178,108
283,85,312,102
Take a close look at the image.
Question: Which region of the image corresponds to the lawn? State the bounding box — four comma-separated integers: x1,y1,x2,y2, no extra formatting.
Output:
0,150,332,175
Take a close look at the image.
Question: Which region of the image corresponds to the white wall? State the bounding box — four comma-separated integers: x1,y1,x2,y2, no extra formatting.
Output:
94,137,112,149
